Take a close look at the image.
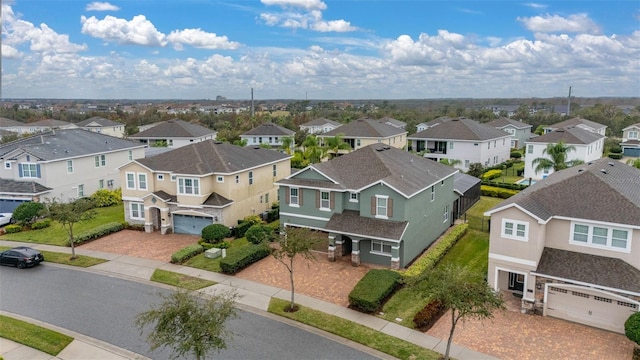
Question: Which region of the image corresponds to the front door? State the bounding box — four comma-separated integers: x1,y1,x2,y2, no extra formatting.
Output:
508,272,524,293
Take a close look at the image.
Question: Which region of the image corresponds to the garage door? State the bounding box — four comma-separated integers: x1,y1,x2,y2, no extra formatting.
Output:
0,199,28,213
546,286,639,333
173,214,213,235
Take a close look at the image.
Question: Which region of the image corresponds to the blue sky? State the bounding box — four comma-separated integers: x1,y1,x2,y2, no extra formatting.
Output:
2,0,639,100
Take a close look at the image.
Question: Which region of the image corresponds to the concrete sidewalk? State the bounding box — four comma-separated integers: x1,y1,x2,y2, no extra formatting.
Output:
0,240,497,360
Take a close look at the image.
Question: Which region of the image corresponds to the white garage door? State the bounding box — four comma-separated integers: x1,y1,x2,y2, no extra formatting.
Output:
546,286,639,334
173,214,213,235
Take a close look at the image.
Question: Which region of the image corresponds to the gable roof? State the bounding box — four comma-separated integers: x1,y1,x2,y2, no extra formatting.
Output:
485,117,532,130
527,126,603,145
0,178,52,195
280,143,457,198
241,123,295,136
300,118,341,127
623,123,640,131
409,117,510,141
325,210,408,242
28,119,74,127
135,140,291,175
485,158,640,226
320,118,406,138
76,116,123,127
545,117,607,131
0,117,24,128
380,116,406,128
0,129,144,161
129,119,216,138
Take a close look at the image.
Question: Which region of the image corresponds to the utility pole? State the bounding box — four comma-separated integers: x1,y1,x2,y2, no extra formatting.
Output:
567,86,572,116
250,88,254,118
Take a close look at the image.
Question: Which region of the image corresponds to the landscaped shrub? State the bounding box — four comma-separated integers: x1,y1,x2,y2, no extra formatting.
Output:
402,223,468,283
235,221,253,238
72,222,124,245
510,151,522,159
4,224,22,234
626,312,640,346
245,224,276,244
266,207,280,223
348,269,402,313
609,146,623,154
219,244,270,274
12,202,44,226
171,244,204,264
90,188,122,207
608,153,623,160
413,299,446,331
481,169,503,180
481,180,528,190
481,185,518,199
201,224,231,243
31,218,52,230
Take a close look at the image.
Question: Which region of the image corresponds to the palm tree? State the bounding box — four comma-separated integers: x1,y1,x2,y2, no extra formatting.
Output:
532,141,583,175
301,135,326,164
280,136,294,155
439,158,462,167
323,133,352,159
627,158,640,169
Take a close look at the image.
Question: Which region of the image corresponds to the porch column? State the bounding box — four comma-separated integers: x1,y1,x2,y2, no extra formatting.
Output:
335,236,344,258
144,207,153,233
160,208,171,235
390,244,400,270
351,239,360,267
328,235,336,262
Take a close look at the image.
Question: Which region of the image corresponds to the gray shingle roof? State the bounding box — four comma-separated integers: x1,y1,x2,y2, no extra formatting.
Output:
409,117,510,141
545,117,606,131
0,178,52,195
622,123,640,131
487,158,640,226
528,127,603,144
0,129,144,160
485,117,532,129
380,117,406,128
535,247,640,294
136,140,291,175
241,123,295,136
325,210,408,241
28,119,74,127
453,173,481,194
300,118,341,127
320,118,406,138
130,119,216,138
203,192,233,207
0,117,24,128
76,117,123,127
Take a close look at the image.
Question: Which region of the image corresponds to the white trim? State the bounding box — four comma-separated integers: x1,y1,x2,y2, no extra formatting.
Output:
539,278,640,299
489,253,537,267
569,221,632,253
501,218,529,241
129,202,145,220
554,215,640,230
484,203,548,224
493,266,535,302
125,172,136,190
279,212,331,222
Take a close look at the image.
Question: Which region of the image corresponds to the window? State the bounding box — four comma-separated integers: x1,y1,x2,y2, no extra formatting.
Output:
217,176,224,183
67,160,73,173
249,171,253,185
157,174,164,181
527,145,533,154
320,191,330,209
629,130,638,139
430,186,435,202
171,175,177,182
290,188,299,206
465,160,470,168
449,142,453,149
235,175,239,184
356,139,361,147
4,162,10,169
371,240,392,255
126,173,135,189
77,184,85,197
130,203,144,219
265,193,269,204
95,154,106,167
259,137,262,143
178,178,200,195
99,179,104,189
260,195,263,203
443,205,449,223
128,150,133,160
273,164,277,177
19,163,40,178
349,192,358,202
376,196,388,218
502,219,528,241
571,223,630,251
138,173,147,190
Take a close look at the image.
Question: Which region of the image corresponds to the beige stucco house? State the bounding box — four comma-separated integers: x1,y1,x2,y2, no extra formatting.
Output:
484,158,640,334
76,116,126,138
317,118,407,154
119,140,291,235
128,119,217,149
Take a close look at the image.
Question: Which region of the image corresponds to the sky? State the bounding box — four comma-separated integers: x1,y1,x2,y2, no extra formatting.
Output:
1,0,639,100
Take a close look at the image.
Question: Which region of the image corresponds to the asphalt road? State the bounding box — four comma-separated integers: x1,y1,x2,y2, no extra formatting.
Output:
0,264,384,360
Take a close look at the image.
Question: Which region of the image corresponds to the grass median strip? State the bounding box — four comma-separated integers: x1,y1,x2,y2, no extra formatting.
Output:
0,247,108,267
0,315,73,356
268,298,440,360
150,269,216,290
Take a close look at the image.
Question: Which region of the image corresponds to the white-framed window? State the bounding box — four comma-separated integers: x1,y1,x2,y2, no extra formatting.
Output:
4,161,11,169
443,205,449,223
628,130,638,139
430,186,435,202
464,160,470,168
157,174,164,181
217,176,224,183
527,145,533,154
290,188,299,206
99,179,104,189
67,160,73,173
376,195,388,218
130,203,144,220
502,219,528,241
235,175,240,184
449,142,453,149
19,163,40,178
171,175,177,182
260,195,263,203
249,171,253,185
128,150,133,160
349,192,358,202
178,178,200,195
371,240,392,255
126,172,135,189
138,173,147,190
95,154,106,167
570,222,631,251
273,164,277,177
320,191,330,210
356,139,361,147
77,184,85,197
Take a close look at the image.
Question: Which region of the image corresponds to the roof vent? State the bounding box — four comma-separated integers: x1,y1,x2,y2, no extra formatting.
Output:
608,162,615,167
577,169,584,173
383,146,391,150
375,147,384,152
214,141,223,144
252,146,260,149
600,169,607,174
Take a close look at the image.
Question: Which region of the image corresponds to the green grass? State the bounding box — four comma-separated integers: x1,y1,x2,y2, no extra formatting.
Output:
379,284,431,327
268,298,440,360
0,247,108,267
0,315,73,356
0,205,124,246
150,269,216,290
438,229,489,276
465,196,504,232
183,237,250,272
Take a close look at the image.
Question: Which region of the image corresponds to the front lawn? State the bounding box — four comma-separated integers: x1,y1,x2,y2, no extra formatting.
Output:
0,205,124,246
0,315,73,356
150,269,216,290
0,247,108,267
183,237,250,272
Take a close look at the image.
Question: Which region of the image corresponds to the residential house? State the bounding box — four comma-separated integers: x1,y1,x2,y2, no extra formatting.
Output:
239,123,296,149
317,118,407,154
621,123,640,157
76,116,126,138
299,118,342,134
0,117,25,135
485,117,533,149
0,129,146,204
0,178,52,212
128,119,217,149
276,143,458,269
543,117,607,136
524,127,604,180
416,116,452,133
119,140,291,235
484,158,640,334
407,117,511,171
380,117,407,130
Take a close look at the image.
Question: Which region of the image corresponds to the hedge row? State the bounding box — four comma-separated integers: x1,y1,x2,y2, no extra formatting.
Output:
220,244,270,274
31,219,52,230
481,169,502,180
608,153,623,160
4,224,22,234
348,269,402,313
402,223,468,283
72,222,124,245
171,244,204,264
235,221,254,238
413,299,446,331
481,185,519,199
481,180,528,190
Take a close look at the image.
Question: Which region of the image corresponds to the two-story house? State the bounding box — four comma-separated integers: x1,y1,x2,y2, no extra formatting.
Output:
524,127,604,180
276,143,458,269
0,117,25,136
621,123,640,157
543,117,607,136
239,123,295,149
119,140,291,235
0,129,146,204
299,118,342,134
128,119,217,149
317,118,407,154
0,178,52,213
407,117,511,171
485,117,533,149
76,116,126,138
380,117,407,130
484,158,639,333
19,119,78,135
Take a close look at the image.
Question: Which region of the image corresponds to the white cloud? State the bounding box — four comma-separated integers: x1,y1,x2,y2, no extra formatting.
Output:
259,0,356,32
166,29,241,50
311,19,357,33
1,44,22,58
80,15,167,46
518,13,601,34
523,3,548,9
86,2,120,11
261,0,327,11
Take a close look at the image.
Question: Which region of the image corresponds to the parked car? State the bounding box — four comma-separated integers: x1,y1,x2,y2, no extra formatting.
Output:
0,246,44,268
0,213,13,226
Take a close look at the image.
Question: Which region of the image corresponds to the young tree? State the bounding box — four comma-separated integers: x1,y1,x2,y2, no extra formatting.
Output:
270,226,318,312
532,141,583,175
42,198,96,259
627,158,640,169
466,163,484,178
414,264,504,360
135,289,238,360
12,201,45,226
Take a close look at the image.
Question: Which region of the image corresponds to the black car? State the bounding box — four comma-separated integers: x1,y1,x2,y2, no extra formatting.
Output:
0,246,44,268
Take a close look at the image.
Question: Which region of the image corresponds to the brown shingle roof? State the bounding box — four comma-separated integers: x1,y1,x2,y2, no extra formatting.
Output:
241,123,295,136
545,117,606,131
130,119,216,138
325,210,408,241
485,117,532,129
409,117,510,141
320,118,406,138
